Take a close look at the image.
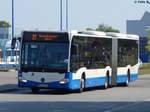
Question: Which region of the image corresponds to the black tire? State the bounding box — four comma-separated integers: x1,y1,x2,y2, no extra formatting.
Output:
123,70,130,86
104,74,109,89
31,87,39,94
79,78,85,93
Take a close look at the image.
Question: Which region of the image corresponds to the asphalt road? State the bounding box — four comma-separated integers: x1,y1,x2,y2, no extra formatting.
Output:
0,71,150,112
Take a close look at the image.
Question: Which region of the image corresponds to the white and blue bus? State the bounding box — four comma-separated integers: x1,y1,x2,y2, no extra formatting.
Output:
18,30,141,93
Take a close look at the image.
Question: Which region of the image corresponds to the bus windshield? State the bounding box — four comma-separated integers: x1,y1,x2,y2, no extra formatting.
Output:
21,42,69,73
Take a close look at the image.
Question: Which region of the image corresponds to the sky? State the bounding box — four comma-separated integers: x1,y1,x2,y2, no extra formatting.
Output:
0,0,150,36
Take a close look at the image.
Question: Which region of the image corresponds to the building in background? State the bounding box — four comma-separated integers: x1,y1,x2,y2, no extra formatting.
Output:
0,21,20,70
127,11,150,63
0,21,10,62
0,21,10,46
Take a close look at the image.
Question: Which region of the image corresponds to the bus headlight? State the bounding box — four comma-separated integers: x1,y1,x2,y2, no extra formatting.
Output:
59,78,69,84
18,77,27,83
22,79,27,83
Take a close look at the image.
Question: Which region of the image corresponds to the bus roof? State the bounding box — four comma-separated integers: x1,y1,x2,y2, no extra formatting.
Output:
21,30,139,40
106,32,139,40
70,30,139,40
70,30,110,38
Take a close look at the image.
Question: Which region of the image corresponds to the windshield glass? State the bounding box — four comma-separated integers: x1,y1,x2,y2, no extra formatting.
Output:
21,42,69,73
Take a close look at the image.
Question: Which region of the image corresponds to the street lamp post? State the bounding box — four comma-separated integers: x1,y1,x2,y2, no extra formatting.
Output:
12,0,14,39
60,0,63,30
66,0,68,30
60,0,69,31
11,0,15,62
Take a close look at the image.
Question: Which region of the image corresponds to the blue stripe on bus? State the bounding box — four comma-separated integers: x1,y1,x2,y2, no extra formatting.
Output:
117,74,137,83
18,73,138,90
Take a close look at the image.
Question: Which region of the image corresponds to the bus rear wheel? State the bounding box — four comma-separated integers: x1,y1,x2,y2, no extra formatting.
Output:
103,73,109,89
31,87,39,94
123,70,130,86
79,78,85,93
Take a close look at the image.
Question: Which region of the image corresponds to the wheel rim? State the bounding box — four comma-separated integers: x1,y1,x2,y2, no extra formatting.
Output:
104,76,108,89
126,76,129,85
126,70,130,85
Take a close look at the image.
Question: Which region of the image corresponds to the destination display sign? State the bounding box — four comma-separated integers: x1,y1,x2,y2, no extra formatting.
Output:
22,31,69,42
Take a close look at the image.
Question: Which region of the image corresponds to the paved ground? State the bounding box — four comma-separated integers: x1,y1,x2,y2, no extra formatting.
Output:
0,71,150,112
0,71,18,92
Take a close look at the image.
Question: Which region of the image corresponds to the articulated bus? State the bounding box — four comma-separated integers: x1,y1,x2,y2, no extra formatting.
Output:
18,30,141,93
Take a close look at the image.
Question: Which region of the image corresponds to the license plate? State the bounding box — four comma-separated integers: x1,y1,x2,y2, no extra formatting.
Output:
38,84,48,87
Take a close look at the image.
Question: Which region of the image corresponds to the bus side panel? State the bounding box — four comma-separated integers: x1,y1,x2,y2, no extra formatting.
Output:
117,39,139,83
116,73,138,83
117,64,139,83
85,69,107,88
64,72,80,90
117,67,128,83
68,76,106,89
70,69,108,89
85,77,105,88
130,64,139,81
